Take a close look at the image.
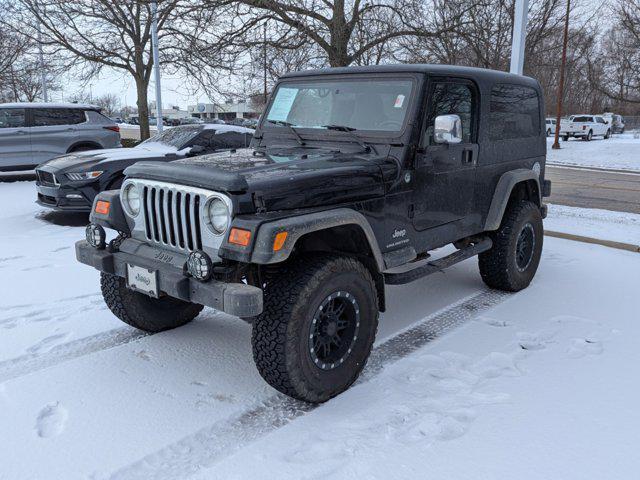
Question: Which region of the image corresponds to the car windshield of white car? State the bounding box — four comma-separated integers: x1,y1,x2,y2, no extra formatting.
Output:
141,125,203,148
264,78,414,133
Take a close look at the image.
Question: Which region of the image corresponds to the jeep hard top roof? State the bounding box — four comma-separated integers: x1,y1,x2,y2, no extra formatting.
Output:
281,64,540,89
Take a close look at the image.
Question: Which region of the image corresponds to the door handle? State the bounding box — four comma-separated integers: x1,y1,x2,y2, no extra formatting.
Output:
462,149,474,164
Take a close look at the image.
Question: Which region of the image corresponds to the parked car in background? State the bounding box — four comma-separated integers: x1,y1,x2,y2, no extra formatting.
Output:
545,118,558,136
602,112,625,133
0,103,121,171
35,124,253,212
179,117,205,125
203,118,227,125
242,118,258,129
559,114,611,141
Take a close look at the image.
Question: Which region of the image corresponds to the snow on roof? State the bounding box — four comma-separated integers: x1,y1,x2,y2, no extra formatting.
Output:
201,124,255,134
0,102,101,110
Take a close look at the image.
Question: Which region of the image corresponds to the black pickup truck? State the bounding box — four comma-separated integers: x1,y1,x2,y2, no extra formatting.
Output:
77,64,551,403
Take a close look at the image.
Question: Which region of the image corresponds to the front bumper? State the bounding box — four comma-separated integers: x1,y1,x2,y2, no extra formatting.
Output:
36,182,93,212
75,240,263,317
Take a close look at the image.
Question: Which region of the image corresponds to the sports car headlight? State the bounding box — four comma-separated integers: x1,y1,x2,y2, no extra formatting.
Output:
66,171,103,181
206,198,230,234
122,183,141,217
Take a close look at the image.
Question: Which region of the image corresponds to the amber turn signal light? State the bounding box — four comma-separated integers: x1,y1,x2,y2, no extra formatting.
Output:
229,228,251,247
273,231,288,251
95,200,110,215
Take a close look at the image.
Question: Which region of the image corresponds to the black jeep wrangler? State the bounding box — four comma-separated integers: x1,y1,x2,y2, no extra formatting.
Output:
77,65,550,403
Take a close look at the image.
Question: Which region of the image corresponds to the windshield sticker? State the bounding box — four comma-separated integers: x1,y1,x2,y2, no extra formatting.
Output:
394,94,405,108
268,87,299,122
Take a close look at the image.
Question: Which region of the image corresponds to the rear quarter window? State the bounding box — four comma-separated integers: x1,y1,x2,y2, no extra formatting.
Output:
85,110,115,125
489,84,541,140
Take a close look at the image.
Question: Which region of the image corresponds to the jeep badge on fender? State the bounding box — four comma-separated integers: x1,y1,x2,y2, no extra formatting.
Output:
76,64,551,403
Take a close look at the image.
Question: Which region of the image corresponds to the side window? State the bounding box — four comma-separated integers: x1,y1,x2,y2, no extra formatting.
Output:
0,108,25,128
425,82,474,145
596,117,605,124
85,110,112,125
489,84,540,140
33,108,86,127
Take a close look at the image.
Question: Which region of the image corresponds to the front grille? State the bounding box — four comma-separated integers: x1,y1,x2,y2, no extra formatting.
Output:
142,185,204,251
37,170,57,185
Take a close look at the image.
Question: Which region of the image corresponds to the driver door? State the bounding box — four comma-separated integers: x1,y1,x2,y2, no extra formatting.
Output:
412,78,479,232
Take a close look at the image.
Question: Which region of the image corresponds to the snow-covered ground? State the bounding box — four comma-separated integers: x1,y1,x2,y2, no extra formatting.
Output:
546,204,640,245
1,180,639,480
547,132,640,171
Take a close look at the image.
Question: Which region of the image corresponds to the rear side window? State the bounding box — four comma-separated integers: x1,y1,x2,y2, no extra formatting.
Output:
0,108,25,128
489,84,540,140
33,108,86,127
85,110,115,125
571,116,592,123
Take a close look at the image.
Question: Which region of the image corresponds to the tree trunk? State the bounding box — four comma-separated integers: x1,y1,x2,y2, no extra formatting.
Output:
135,77,151,140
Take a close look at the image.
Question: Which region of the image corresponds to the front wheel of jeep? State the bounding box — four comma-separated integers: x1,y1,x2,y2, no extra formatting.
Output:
252,255,379,403
478,200,543,292
100,273,203,332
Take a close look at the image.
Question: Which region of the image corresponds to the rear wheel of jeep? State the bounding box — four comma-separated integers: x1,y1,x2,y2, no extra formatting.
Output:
252,255,379,403
100,272,203,332
478,200,543,292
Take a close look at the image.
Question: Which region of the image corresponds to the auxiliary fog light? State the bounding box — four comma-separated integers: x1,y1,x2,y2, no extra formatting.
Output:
187,250,213,281
86,224,106,250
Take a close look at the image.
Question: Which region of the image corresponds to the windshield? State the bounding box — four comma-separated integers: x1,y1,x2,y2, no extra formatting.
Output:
140,125,203,148
264,78,414,132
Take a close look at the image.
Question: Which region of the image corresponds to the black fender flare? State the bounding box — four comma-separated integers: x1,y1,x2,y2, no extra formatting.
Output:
249,208,386,271
89,190,131,234
484,169,541,231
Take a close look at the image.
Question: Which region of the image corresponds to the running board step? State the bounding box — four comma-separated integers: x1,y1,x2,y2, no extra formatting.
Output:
383,238,493,285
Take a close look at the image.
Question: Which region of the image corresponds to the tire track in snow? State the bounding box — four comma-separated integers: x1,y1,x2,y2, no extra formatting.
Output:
108,289,512,480
0,327,151,383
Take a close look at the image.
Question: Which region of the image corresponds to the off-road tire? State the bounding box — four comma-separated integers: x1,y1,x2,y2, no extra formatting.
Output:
100,272,203,332
478,200,543,292
252,255,379,403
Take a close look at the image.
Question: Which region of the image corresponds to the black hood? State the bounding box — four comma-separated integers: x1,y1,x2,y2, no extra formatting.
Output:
37,145,182,175
124,147,397,211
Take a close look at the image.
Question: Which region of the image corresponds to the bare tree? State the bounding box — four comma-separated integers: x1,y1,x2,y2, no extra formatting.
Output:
195,0,474,68
10,0,191,139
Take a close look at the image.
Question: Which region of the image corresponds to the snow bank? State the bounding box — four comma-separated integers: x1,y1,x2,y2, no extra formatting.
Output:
545,204,640,246
546,133,640,172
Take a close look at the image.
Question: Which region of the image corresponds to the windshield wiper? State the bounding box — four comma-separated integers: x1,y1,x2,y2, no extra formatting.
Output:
322,125,372,153
267,120,305,146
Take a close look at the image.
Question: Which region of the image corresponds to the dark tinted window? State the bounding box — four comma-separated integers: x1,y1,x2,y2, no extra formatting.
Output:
426,82,474,144
596,117,605,124
33,108,86,126
0,108,25,128
571,116,592,123
489,84,540,140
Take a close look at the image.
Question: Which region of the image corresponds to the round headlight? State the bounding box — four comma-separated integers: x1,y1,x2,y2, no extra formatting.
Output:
122,184,140,217
206,198,229,234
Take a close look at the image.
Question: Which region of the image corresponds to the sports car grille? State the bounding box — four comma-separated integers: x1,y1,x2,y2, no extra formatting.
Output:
141,185,204,251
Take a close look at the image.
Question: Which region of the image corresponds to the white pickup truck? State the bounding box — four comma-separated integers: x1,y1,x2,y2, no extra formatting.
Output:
559,115,611,141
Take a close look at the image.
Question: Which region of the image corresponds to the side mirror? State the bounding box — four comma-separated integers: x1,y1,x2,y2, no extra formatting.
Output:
434,114,463,144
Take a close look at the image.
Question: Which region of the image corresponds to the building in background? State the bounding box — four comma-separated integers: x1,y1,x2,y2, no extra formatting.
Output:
187,100,259,121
